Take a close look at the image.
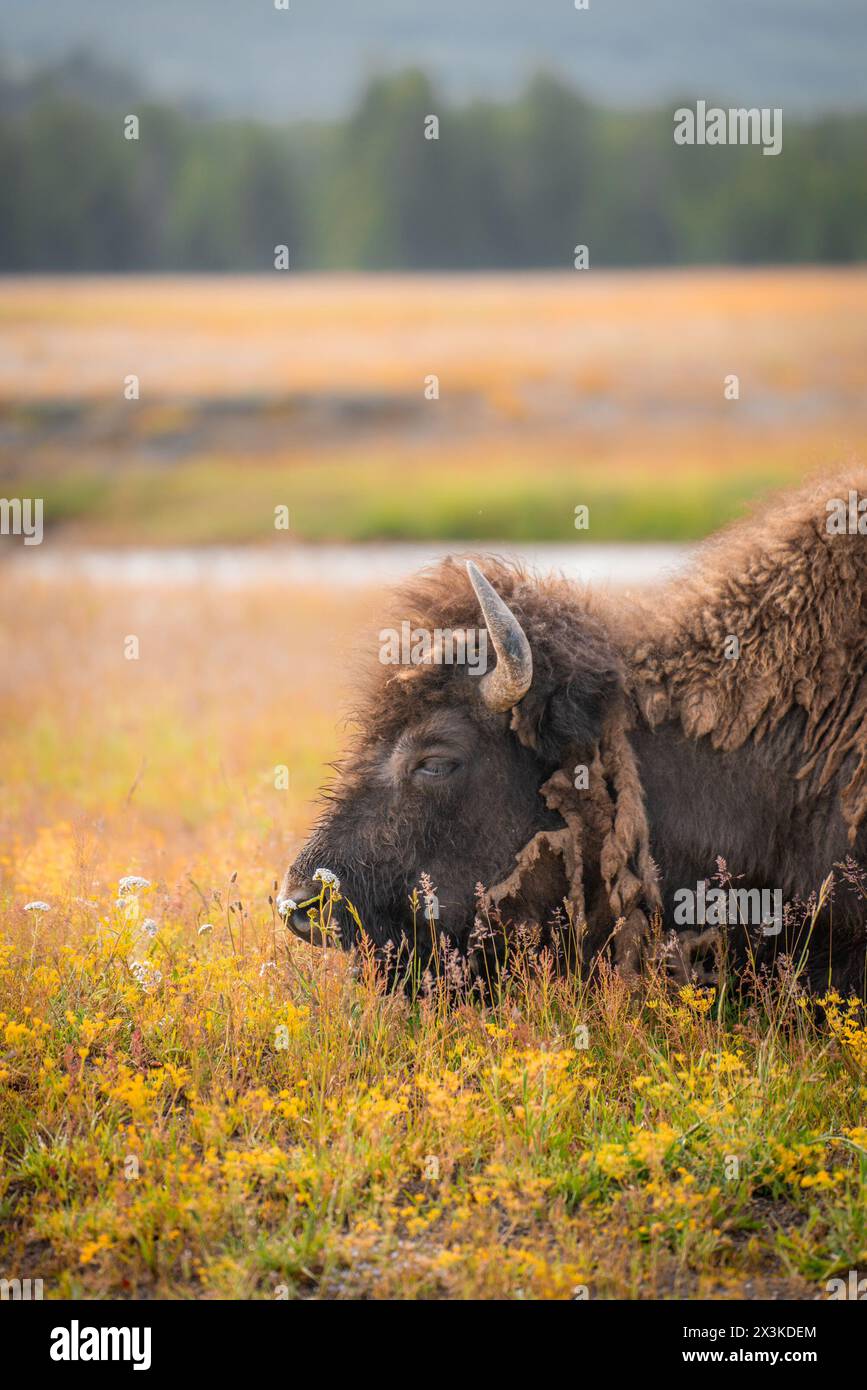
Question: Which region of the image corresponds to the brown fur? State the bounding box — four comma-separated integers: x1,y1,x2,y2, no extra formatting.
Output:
631,472,867,842
483,471,867,952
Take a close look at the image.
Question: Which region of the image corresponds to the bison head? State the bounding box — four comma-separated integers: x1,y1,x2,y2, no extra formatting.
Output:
280,558,636,974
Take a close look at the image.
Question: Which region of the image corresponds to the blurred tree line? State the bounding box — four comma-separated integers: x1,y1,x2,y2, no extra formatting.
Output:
1,61,865,271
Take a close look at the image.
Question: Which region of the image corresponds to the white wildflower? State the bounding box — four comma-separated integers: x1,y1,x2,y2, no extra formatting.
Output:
197,922,213,935
276,896,296,918
313,868,340,891
118,875,151,895
24,901,52,912
140,918,158,938
130,961,162,993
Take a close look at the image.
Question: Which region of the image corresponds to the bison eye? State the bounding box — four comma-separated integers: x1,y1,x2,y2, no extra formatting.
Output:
413,756,459,781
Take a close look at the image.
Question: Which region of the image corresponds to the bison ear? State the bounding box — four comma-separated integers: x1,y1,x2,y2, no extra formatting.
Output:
512,661,623,765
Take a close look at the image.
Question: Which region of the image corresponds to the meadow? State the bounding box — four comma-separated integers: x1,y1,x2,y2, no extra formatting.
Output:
1,268,866,1300
1,572,866,1300
3,269,867,543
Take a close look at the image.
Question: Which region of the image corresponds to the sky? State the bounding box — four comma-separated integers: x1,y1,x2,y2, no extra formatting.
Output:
1,0,865,120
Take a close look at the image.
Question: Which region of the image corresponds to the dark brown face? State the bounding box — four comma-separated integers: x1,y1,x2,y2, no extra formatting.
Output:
280,704,561,957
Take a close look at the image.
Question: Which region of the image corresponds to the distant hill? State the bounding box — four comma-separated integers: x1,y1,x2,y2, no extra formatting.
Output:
1,0,866,120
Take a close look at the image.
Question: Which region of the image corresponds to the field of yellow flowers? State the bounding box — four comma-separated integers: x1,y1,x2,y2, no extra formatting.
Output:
1,568,866,1301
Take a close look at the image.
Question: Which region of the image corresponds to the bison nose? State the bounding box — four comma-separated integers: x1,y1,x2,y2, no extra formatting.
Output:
278,880,328,947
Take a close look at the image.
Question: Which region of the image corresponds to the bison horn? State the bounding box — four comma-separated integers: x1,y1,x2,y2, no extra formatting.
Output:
466,561,533,710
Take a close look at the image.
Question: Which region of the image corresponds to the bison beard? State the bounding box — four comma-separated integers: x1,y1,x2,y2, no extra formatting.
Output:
477,702,661,980
283,471,867,997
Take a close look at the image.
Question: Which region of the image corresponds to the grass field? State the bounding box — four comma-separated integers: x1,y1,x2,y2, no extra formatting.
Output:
2,269,866,1300
2,572,866,1300
3,268,867,543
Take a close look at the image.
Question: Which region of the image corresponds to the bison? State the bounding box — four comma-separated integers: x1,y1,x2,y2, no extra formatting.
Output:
281,474,867,997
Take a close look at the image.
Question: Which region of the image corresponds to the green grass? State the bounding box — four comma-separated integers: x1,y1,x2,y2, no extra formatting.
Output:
26,456,797,545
